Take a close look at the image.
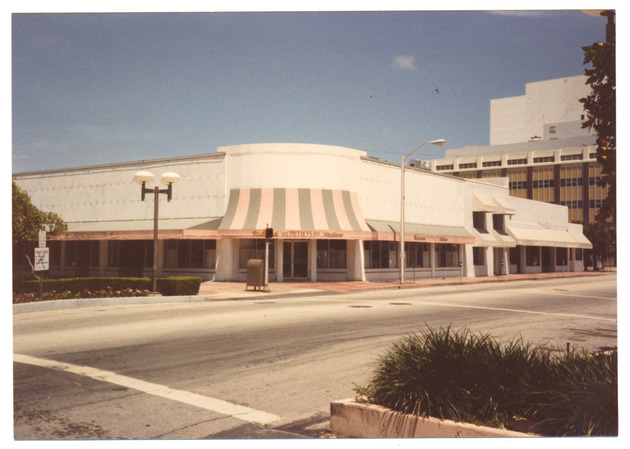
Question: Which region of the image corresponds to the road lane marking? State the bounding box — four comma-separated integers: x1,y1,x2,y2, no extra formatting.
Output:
412,301,617,322
536,290,616,300
13,353,281,425
544,281,616,290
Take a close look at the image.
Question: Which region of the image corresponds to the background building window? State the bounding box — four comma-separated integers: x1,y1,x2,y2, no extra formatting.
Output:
507,168,528,199
560,164,584,222
532,167,555,203
481,170,502,179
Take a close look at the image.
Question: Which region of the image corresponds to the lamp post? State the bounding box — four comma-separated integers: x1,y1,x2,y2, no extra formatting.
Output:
133,170,181,293
400,139,446,284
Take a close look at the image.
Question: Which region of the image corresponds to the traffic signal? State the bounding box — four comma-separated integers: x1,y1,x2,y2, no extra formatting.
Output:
596,138,608,163
264,227,274,239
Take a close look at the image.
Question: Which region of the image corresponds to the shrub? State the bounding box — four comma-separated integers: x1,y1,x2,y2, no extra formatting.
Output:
13,277,152,295
355,326,617,436
526,349,618,436
156,277,202,296
12,276,201,302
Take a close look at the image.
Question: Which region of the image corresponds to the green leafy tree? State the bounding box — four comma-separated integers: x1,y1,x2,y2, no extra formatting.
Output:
12,180,67,245
580,39,616,223
583,222,616,270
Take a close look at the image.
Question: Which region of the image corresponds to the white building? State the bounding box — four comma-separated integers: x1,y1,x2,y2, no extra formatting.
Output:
13,143,591,282
490,75,593,145
415,76,606,225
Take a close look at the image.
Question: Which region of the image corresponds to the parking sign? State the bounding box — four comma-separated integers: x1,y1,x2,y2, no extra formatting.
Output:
34,248,49,271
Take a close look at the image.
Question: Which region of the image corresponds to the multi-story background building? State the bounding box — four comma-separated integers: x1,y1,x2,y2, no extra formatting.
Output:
416,75,606,224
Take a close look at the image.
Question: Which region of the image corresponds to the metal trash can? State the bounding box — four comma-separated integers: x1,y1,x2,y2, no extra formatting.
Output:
246,259,264,291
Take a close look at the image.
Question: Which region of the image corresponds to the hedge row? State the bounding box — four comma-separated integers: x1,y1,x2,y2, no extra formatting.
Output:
13,276,202,297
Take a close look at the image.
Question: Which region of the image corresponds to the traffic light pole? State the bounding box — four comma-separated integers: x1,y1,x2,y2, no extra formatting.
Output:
264,225,273,289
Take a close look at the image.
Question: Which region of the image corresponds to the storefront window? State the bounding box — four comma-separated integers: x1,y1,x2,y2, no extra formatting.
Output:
364,241,397,269
64,240,99,268
437,244,459,267
166,240,218,269
473,247,485,266
509,247,518,265
317,240,347,269
239,239,274,270
49,241,61,267
108,240,153,270
556,247,568,266
575,248,583,261
526,246,540,266
405,242,430,268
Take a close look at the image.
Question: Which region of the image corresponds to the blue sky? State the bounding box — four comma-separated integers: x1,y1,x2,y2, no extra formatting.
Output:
11,5,610,173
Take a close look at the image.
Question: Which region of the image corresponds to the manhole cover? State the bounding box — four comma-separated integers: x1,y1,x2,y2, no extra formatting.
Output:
254,301,276,304
389,302,412,306
349,305,372,308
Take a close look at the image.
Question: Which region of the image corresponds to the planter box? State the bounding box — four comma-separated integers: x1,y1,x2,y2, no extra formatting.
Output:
330,398,538,438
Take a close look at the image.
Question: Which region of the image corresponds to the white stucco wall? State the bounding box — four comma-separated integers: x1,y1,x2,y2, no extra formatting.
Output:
508,195,569,231
14,154,226,224
490,95,528,145
490,75,590,146
221,143,365,193
360,159,466,226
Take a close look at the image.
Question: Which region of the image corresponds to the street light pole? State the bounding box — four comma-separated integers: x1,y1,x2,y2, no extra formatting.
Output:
134,171,181,293
400,139,446,284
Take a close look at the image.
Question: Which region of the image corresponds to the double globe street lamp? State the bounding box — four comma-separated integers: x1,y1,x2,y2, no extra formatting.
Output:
400,139,446,284
133,170,181,293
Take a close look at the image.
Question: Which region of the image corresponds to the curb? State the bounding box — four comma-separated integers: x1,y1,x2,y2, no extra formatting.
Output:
330,398,538,438
12,295,206,314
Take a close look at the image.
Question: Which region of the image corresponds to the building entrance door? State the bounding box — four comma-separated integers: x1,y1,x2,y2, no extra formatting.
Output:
283,241,308,279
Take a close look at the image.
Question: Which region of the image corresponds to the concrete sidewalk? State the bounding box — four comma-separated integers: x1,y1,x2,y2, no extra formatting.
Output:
13,270,614,314
199,270,613,301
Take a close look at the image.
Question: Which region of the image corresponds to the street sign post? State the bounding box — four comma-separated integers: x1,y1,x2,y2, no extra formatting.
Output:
38,230,46,248
34,247,49,301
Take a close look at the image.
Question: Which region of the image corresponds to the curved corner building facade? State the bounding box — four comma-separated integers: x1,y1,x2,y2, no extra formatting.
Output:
13,143,592,282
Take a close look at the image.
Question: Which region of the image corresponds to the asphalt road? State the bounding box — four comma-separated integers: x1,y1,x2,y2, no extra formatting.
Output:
13,274,617,440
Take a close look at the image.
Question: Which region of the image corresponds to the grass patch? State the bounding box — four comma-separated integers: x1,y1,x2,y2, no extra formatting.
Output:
355,326,617,436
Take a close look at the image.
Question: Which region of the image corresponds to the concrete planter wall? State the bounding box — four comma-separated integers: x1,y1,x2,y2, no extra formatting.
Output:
330,398,538,438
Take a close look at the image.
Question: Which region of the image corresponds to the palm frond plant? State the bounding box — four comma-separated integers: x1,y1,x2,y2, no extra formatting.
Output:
355,326,617,436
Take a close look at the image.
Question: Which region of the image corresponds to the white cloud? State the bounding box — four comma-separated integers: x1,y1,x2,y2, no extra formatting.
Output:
393,55,416,71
